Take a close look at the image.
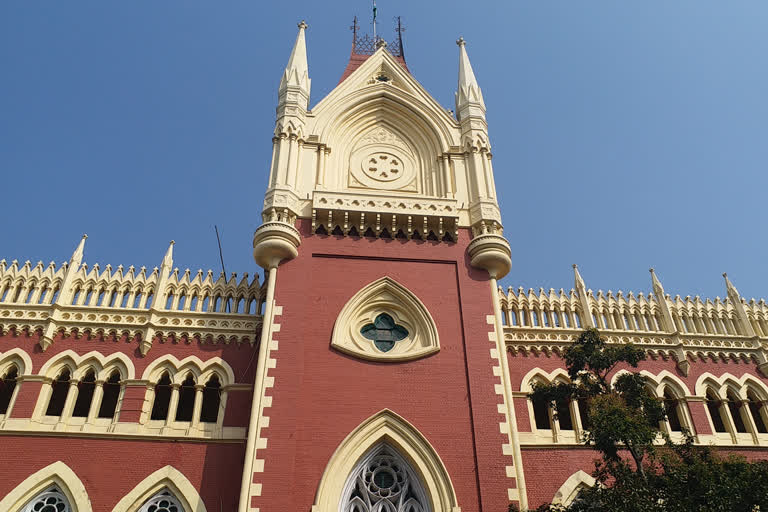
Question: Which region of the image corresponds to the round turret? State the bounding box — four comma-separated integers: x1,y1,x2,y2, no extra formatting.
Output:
467,232,512,279
252,221,301,270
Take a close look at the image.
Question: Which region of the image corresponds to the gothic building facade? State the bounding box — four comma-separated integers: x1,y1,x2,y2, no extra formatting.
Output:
1,20,768,512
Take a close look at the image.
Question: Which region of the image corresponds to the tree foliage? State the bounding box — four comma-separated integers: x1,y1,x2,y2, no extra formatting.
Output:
523,328,768,512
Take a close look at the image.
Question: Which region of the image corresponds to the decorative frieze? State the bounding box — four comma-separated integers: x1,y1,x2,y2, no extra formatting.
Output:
0,239,263,354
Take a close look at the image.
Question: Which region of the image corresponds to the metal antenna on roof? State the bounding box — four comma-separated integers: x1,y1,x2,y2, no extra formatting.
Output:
214,225,230,313
395,16,405,59
372,0,378,40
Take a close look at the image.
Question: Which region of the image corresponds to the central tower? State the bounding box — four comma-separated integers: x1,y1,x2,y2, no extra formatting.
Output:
246,19,522,512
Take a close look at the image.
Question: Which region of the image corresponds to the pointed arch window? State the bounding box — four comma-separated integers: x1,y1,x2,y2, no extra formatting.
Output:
342,444,430,512
200,375,221,423
150,372,173,421
175,374,196,422
747,390,768,434
0,365,19,415
46,369,71,417
706,389,727,433
98,371,122,419
138,490,184,512
727,391,748,433
22,486,72,512
72,370,96,417
663,389,683,432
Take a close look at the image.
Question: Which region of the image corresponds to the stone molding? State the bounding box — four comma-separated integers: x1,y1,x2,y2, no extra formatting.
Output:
330,277,440,362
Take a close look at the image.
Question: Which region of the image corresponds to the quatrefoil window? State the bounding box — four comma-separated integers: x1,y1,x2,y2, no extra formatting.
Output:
361,313,409,353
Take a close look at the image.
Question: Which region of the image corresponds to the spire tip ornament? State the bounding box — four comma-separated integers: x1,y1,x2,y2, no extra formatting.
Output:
456,36,466,47
298,20,308,30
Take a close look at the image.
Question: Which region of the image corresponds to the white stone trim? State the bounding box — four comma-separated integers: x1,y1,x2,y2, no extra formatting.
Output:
112,465,206,512
331,277,439,362
552,470,595,506
0,461,91,512
311,409,460,512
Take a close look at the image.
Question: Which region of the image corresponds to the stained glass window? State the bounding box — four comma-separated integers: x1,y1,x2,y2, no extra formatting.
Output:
361,314,408,353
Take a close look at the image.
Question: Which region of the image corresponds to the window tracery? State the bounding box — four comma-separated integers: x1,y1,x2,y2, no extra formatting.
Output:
138,490,184,512
342,445,429,512
22,487,71,512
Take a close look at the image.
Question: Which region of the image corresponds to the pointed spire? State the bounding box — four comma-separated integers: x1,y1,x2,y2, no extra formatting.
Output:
572,264,595,328
649,268,675,333
723,273,756,337
161,240,175,270
723,272,740,301
573,264,586,292
70,234,87,268
279,20,311,98
649,267,665,297
455,37,485,119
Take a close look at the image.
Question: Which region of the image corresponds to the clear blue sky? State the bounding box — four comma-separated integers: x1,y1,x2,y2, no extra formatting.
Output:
1,1,766,301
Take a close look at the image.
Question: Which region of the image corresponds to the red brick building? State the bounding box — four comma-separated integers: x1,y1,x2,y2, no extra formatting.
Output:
1,19,767,512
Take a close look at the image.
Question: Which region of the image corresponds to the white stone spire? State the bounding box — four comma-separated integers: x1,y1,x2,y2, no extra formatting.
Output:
69,234,87,268
161,240,175,270
723,273,756,337
278,20,311,107
572,264,594,327
455,37,485,121
649,268,675,332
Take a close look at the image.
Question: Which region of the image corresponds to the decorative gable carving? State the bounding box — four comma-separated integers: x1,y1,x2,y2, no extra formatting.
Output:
331,277,440,362
348,125,418,192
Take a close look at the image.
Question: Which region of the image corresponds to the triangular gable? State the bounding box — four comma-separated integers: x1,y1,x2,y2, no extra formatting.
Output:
311,47,457,131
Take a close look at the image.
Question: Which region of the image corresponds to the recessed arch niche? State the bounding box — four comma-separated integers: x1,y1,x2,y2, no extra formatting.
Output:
331,277,440,362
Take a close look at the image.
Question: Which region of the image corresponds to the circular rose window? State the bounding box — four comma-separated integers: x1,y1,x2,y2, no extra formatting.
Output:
362,152,404,182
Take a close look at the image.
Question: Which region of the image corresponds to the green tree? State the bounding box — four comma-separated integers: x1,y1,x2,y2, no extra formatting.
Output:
523,328,768,512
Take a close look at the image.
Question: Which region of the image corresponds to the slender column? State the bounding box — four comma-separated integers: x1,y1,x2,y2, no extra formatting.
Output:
86,381,105,425
56,380,80,430
238,265,279,512
489,277,528,509
190,384,205,431
293,139,305,189
267,137,279,187
286,134,299,188
441,154,453,198
164,384,181,429
274,134,289,186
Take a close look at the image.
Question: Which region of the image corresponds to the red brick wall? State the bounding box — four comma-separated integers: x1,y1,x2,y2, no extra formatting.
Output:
509,349,768,508
0,436,244,511
0,327,257,507
254,221,508,511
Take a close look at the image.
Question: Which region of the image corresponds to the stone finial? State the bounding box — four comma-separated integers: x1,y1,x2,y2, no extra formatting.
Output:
456,36,466,47
297,20,308,30
455,34,485,117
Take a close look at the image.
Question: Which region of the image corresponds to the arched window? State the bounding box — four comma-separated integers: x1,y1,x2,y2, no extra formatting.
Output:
556,398,574,431
72,370,96,417
706,389,727,433
175,374,196,422
577,398,591,431
98,371,122,419
22,486,71,512
341,444,430,512
0,365,19,415
747,391,768,434
139,490,184,512
663,389,683,432
46,369,71,417
150,372,172,421
727,391,748,433
531,391,551,430
200,375,221,423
